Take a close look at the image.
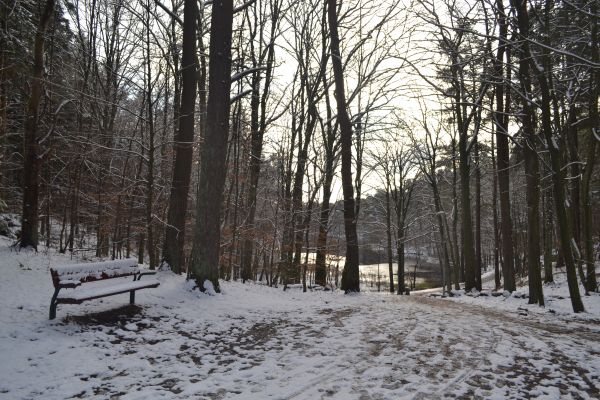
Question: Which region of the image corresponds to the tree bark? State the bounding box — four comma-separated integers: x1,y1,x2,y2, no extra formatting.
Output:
450,138,460,289
144,0,156,269
384,175,394,293
511,0,543,305
315,151,334,287
582,0,598,293
189,0,234,292
397,225,405,294
475,141,482,291
315,17,336,288
458,128,476,292
492,0,516,292
21,0,56,249
542,181,554,283
327,0,359,293
162,0,199,274
491,130,501,290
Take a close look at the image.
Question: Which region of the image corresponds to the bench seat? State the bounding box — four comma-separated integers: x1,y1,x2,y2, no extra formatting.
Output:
57,279,160,304
52,259,141,286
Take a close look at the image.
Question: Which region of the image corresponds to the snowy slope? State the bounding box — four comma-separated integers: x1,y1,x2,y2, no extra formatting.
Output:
427,268,600,322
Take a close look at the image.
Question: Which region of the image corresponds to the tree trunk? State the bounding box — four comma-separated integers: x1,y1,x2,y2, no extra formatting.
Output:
458,132,476,292
189,0,234,292
385,178,394,293
475,142,482,291
162,0,198,274
543,182,554,283
20,0,56,249
493,0,516,292
450,139,460,289
582,0,598,293
523,113,543,305
397,224,405,294
511,0,543,305
315,51,335,288
327,0,359,293
491,131,501,290
144,0,156,269
433,195,452,295
315,154,333,287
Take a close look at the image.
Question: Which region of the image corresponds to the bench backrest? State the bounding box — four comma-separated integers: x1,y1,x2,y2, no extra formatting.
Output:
50,258,140,288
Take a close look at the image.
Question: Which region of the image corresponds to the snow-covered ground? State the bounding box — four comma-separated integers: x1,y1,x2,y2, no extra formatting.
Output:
420,268,600,322
1,237,599,399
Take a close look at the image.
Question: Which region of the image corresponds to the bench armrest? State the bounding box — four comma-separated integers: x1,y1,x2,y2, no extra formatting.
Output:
58,280,82,289
137,271,157,279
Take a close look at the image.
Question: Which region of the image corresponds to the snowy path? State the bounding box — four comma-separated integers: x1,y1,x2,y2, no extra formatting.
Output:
1,245,599,399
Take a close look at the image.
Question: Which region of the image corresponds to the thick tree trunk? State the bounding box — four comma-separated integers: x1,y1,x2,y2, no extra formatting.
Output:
511,0,543,305
21,0,56,249
189,0,234,292
144,0,156,269
328,0,360,293
162,0,198,274
523,125,543,305
493,0,516,292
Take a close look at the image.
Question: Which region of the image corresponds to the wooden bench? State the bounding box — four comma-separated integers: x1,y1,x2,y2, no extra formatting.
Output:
49,258,160,320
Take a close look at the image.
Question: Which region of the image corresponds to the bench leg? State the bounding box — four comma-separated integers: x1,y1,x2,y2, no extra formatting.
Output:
130,290,135,304
49,288,60,320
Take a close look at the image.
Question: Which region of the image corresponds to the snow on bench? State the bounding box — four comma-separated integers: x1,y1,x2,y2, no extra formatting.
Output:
56,279,161,303
49,258,159,319
51,259,141,287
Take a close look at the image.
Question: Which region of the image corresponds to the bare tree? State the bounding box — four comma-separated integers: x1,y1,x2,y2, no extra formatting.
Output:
189,0,234,292
580,0,598,293
240,0,283,282
488,0,516,292
20,0,56,249
410,110,454,295
162,0,198,273
327,0,360,293
509,0,543,305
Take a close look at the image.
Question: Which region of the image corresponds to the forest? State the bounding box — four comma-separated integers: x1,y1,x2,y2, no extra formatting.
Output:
3,0,599,305
0,0,599,397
